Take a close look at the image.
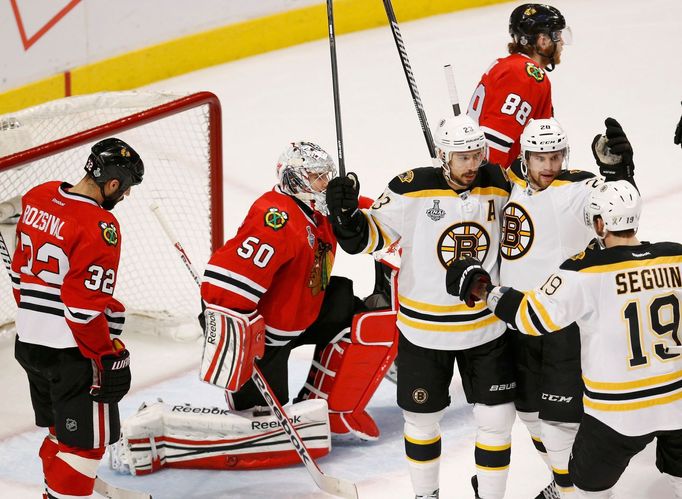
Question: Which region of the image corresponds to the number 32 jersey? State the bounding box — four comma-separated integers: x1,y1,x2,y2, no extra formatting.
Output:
11,181,125,362
468,53,554,168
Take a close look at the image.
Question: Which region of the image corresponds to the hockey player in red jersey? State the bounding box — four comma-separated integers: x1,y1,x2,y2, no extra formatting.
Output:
11,138,143,499
200,141,396,440
468,3,571,168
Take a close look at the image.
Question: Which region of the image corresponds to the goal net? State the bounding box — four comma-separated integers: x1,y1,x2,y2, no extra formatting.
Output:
0,91,223,340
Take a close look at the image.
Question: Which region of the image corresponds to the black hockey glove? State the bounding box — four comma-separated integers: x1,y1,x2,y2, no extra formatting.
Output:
445,257,492,308
591,117,634,181
673,102,682,147
90,345,131,404
326,172,360,228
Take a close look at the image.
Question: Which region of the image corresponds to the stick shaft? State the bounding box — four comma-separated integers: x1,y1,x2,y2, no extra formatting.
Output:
327,0,346,176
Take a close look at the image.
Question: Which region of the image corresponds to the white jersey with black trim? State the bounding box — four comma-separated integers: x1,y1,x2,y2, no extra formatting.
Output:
507,241,682,436
500,161,602,290
359,165,510,350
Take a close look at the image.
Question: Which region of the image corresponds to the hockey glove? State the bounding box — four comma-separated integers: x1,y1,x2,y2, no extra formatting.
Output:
673,102,682,147
326,173,360,228
445,257,492,307
591,117,634,181
90,338,131,404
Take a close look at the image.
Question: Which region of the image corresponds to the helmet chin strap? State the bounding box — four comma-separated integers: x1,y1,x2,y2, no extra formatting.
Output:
99,183,126,211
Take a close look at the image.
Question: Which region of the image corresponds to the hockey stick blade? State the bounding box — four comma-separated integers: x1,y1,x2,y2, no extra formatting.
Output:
94,477,151,499
150,203,358,498
251,368,358,499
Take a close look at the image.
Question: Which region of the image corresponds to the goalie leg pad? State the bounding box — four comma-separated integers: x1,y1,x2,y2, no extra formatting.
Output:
201,307,265,392
300,309,398,440
110,399,331,474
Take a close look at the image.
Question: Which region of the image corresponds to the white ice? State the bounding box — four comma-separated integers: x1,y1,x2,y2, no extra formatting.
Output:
1,0,681,497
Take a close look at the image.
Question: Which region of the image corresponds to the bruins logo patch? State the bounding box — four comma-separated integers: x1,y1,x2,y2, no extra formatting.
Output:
264,207,288,231
526,62,545,82
399,170,415,183
500,203,534,260
438,222,490,268
99,221,119,246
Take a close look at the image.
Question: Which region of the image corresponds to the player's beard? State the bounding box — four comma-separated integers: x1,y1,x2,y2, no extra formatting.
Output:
102,194,124,211
450,170,478,189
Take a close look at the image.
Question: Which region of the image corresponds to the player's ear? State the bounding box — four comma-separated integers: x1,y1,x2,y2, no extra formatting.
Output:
106,178,121,195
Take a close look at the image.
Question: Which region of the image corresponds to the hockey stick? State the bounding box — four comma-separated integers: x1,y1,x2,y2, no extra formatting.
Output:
0,232,12,283
443,64,461,117
381,0,439,167
150,203,359,499
327,0,346,177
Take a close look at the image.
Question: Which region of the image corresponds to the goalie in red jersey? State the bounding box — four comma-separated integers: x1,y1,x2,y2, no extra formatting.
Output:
468,3,571,168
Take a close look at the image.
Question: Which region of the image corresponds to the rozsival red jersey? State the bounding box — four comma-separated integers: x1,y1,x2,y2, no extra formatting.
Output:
468,53,554,168
11,181,125,363
202,188,339,347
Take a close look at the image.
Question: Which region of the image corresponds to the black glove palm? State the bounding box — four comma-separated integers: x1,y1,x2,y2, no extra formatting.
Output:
326,173,360,227
90,348,131,404
445,257,491,307
591,117,634,180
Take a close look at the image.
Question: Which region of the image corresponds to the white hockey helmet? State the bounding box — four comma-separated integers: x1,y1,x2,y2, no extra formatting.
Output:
434,116,487,179
584,180,641,234
520,118,569,173
276,141,337,214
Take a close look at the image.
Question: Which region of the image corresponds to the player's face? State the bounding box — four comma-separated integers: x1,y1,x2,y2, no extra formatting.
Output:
307,170,333,193
527,150,565,189
447,149,485,188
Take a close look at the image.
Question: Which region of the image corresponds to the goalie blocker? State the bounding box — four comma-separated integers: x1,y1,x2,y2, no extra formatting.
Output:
200,306,265,392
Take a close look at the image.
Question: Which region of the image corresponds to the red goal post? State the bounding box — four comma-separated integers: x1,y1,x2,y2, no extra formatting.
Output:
0,91,223,340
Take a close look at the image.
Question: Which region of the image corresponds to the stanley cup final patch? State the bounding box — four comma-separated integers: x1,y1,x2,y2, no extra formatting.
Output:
426,200,446,221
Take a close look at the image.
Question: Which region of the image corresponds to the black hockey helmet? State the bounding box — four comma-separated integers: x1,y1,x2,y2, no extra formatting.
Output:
84,137,144,192
509,4,566,45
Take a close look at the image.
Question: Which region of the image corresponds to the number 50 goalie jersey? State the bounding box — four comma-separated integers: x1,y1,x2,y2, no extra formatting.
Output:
506,241,682,436
357,166,509,351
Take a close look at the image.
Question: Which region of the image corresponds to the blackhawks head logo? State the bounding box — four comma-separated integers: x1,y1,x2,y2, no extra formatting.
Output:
99,221,119,246
525,62,545,82
264,207,288,231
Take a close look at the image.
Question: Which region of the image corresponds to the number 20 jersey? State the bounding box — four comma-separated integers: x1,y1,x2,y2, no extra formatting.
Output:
357,165,509,351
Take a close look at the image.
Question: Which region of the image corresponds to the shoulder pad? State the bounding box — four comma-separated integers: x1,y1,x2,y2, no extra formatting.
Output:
388,167,446,194
472,162,511,193
560,241,682,272
554,169,596,184
251,191,295,232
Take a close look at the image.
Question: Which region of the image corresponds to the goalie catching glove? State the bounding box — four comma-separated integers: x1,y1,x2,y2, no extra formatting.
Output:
445,257,492,307
200,306,265,392
591,117,635,181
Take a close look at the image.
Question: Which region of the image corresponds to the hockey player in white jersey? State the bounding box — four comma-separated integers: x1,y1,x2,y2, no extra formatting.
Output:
448,180,682,498
500,117,636,498
326,115,516,499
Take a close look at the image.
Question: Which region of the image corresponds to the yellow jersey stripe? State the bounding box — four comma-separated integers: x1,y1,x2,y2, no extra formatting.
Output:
476,464,510,471
578,256,682,273
528,291,562,332
470,186,510,197
476,442,511,451
519,295,541,336
399,294,487,313
584,389,682,411
398,312,500,332
583,369,682,390
406,456,440,464
403,189,458,198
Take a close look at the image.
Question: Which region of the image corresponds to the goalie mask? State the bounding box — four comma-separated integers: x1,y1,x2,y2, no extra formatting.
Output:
584,180,641,237
433,116,487,184
277,141,337,215
520,118,569,182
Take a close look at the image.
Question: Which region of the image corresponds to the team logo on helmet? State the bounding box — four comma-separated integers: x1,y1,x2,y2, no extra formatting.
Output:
99,221,119,246
437,222,490,267
399,170,415,183
525,62,545,82
264,207,288,231
120,147,131,158
524,6,537,16
501,203,534,260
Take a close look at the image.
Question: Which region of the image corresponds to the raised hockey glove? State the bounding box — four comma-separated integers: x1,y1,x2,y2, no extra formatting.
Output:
591,117,634,181
90,339,131,404
673,102,682,147
326,173,360,228
445,257,492,307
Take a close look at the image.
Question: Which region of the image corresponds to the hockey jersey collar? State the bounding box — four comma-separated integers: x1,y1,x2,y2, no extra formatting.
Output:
273,185,319,226
58,182,100,207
